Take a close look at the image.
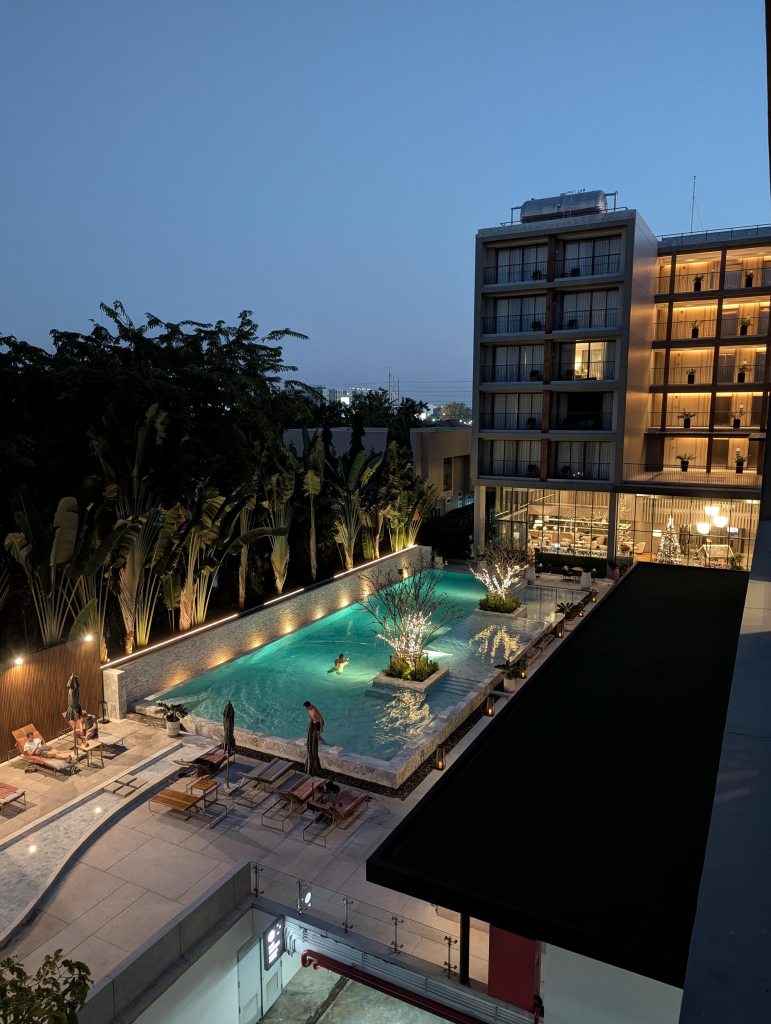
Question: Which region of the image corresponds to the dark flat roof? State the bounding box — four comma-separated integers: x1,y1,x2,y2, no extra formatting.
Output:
367,564,749,987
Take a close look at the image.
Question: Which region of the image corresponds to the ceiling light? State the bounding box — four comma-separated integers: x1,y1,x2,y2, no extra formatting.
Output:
696,522,711,536
704,504,720,517
712,516,729,528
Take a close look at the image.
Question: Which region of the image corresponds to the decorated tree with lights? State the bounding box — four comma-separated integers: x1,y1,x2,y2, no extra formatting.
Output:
468,538,527,599
655,516,682,565
359,559,462,677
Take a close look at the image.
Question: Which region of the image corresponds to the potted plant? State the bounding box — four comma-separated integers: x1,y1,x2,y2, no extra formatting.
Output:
736,361,750,383
678,409,697,428
744,271,755,288
735,453,749,474
676,452,695,472
685,366,697,385
692,274,704,292
739,316,751,337
731,408,744,429
154,701,189,737
690,320,701,339
729,552,745,570
531,319,543,331
566,317,578,329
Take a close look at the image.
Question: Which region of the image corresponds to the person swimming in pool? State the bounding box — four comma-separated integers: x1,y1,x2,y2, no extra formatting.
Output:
327,653,349,675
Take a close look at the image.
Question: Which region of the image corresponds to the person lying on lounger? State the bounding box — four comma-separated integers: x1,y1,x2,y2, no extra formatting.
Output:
327,653,349,675
23,732,73,763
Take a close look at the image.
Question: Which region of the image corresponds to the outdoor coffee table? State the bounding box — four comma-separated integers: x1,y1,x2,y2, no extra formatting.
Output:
186,777,220,808
76,739,104,768
149,788,203,819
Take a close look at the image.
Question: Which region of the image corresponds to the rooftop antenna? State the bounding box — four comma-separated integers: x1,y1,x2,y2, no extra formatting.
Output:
690,175,696,234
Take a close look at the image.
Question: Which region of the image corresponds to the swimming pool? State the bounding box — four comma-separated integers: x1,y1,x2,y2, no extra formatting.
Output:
158,573,573,762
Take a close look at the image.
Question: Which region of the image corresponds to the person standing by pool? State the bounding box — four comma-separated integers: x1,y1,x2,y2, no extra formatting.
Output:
303,701,327,744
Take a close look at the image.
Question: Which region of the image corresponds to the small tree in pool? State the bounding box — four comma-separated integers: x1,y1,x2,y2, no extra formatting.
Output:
655,516,682,565
359,560,462,679
468,538,527,600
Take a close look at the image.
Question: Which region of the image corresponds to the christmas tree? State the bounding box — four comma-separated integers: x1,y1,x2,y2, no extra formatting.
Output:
656,516,682,564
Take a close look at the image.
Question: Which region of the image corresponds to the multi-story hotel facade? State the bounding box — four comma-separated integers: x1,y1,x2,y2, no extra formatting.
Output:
471,191,769,571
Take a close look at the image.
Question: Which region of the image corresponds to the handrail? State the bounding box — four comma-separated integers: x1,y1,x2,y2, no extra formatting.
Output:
658,224,771,243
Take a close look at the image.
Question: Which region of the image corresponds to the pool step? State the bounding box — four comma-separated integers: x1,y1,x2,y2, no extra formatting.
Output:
433,675,478,700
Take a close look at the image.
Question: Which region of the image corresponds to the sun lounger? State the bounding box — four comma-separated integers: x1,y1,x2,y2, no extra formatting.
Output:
230,758,294,806
302,789,369,845
260,772,322,831
172,747,232,778
60,712,125,750
0,781,26,816
148,787,203,819
11,725,75,776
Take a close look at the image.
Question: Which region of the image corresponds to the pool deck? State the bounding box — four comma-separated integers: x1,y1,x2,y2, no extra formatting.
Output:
4,574,613,990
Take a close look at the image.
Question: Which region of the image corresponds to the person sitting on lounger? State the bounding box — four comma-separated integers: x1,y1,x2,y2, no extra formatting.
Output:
327,653,349,675
75,711,99,743
23,732,73,763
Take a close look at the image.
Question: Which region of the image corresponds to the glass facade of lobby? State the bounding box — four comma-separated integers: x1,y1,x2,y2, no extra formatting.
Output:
487,487,759,571
616,493,759,570
489,487,612,560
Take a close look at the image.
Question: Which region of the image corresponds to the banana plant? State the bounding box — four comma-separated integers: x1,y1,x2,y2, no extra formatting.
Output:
302,429,325,582
5,489,80,648
90,404,171,519
327,449,383,571
387,479,441,552
262,469,296,594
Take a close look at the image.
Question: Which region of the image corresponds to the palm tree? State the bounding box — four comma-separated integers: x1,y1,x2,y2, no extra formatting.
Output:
5,489,79,647
301,429,325,582
327,449,383,571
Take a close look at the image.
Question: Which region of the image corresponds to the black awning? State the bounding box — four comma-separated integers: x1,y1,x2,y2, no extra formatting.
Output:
367,563,749,987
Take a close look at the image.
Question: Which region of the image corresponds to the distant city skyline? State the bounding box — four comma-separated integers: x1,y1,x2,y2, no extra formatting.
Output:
1,0,768,389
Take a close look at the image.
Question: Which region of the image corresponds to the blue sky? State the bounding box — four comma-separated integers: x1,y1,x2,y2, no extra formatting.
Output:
1,0,768,404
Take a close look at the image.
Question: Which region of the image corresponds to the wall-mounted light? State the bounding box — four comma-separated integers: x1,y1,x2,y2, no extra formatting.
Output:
486,695,495,716
14,657,23,666
84,634,93,642
435,744,446,770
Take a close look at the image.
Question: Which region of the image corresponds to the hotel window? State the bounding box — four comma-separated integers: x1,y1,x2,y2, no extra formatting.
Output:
443,458,452,491
481,344,545,382
558,290,619,330
486,244,548,285
548,440,611,480
486,295,547,334
480,392,543,430
479,438,542,478
553,340,615,380
491,488,612,561
559,235,621,278
550,392,613,431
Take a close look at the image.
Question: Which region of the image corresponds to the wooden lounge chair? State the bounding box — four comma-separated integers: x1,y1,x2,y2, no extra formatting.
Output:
172,746,232,778
302,789,369,845
260,772,322,832
11,725,75,776
0,781,26,816
148,787,203,820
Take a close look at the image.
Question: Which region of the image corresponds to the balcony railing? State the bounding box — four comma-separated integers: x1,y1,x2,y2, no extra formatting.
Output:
480,363,544,383
720,314,769,338
624,463,761,487
667,270,721,294
479,412,542,430
479,459,542,478
484,262,547,285
658,224,771,245
724,267,771,289
551,360,616,381
550,412,613,431
713,412,761,429
659,319,719,341
548,462,610,481
664,365,714,385
483,315,545,335
716,364,765,384
555,256,621,279
651,412,710,428
556,309,618,331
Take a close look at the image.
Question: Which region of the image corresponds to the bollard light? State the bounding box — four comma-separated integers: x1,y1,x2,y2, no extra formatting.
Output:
486,695,495,716
435,744,446,771
520,666,527,678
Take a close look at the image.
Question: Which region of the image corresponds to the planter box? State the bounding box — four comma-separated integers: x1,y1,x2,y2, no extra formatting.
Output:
372,664,450,693
477,605,528,619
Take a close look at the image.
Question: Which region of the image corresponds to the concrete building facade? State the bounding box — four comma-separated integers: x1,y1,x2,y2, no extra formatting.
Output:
471,196,770,571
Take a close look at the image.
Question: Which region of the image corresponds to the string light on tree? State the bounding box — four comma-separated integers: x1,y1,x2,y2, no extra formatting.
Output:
656,516,682,565
468,539,526,599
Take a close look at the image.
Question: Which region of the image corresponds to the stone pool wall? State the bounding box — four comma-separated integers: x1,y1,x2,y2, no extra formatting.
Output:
103,545,430,720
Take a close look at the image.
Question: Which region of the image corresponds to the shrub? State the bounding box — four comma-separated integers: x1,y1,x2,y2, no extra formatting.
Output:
384,655,439,681
478,595,521,614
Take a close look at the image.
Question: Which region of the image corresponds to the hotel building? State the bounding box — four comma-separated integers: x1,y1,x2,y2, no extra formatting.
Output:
471,191,769,570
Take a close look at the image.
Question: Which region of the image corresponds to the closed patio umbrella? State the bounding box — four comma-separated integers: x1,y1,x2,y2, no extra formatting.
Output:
222,700,236,786
305,717,322,780
65,674,82,750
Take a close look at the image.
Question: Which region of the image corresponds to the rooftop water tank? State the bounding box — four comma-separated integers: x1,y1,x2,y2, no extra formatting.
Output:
520,191,607,223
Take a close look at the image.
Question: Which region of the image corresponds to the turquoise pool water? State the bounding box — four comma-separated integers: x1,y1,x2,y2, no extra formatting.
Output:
161,573,573,762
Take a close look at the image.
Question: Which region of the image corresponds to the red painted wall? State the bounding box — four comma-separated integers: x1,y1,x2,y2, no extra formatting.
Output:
487,926,537,1010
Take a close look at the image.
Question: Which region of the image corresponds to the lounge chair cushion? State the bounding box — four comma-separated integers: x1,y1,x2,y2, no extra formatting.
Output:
309,790,366,820
287,776,316,802
0,782,24,805
11,724,73,771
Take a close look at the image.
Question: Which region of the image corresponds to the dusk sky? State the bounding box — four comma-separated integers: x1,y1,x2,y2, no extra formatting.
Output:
2,0,768,405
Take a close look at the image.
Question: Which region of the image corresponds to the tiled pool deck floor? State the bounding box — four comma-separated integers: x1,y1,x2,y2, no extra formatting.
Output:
4,575,613,989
